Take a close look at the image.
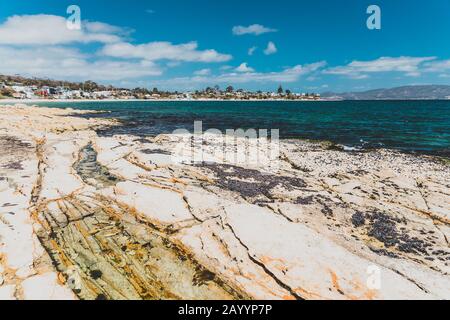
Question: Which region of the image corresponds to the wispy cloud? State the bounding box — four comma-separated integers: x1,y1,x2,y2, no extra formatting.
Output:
235,62,254,73
423,59,450,72
0,46,162,81
145,9,155,14
100,41,232,63
153,61,326,89
232,24,277,36
324,56,436,79
194,68,211,76
248,46,257,56
264,41,277,55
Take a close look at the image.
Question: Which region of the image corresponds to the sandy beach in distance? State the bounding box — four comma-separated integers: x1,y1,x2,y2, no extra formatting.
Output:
0,103,449,300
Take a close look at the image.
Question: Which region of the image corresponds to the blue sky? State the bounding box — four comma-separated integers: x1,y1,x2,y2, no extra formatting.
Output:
0,0,449,92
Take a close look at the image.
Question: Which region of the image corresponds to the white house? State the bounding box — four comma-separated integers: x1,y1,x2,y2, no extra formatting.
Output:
91,91,113,99
11,85,36,99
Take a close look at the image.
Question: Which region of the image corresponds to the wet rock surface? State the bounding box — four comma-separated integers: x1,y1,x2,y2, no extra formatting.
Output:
74,144,123,189
36,193,241,300
0,104,449,300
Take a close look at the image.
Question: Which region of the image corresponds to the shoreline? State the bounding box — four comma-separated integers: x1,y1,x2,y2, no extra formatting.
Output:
2,98,450,104
0,104,449,300
0,98,325,103
2,102,449,160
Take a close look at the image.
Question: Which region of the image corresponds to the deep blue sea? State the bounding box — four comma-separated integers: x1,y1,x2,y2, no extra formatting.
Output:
29,100,450,157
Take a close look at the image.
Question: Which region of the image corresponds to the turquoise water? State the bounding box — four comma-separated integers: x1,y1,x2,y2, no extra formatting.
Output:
29,100,450,157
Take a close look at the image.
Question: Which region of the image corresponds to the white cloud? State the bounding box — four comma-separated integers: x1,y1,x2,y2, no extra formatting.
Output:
0,14,124,45
235,63,254,73
232,24,277,36
0,13,257,87
153,61,326,88
100,41,232,63
222,62,325,83
84,21,128,35
248,46,257,56
264,41,277,55
0,46,162,81
194,68,211,76
324,56,436,78
0,14,231,84
146,9,155,14
423,59,450,72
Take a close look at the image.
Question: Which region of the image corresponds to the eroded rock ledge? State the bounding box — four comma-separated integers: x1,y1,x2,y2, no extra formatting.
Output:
0,104,449,300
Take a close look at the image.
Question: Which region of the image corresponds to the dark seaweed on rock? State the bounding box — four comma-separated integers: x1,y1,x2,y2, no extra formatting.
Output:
367,211,431,256
0,135,33,150
1,160,24,170
199,163,307,199
351,212,366,227
0,136,33,171
369,247,399,259
367,212,405,247
294,195,315,205
140,148,171,155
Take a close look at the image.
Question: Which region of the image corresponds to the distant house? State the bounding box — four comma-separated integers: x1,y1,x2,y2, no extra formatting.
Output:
11,85,36,99
36,86,55,96
71,90,83,98
11,85,27,92
92,91,113,99
35,90,49,97
12,92,25,99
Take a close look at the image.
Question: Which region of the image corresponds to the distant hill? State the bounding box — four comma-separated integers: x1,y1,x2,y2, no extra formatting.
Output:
322,85,450,100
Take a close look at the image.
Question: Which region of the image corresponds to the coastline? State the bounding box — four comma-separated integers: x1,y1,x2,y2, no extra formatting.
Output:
3,98,450,104
0,98,325,103
4,100,449,161
0,104,449,300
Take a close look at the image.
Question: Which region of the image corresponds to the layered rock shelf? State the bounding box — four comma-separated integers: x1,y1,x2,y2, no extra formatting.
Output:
0,104,449,300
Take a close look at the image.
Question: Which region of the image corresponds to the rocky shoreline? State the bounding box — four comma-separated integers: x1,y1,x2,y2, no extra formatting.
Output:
0,104,448,300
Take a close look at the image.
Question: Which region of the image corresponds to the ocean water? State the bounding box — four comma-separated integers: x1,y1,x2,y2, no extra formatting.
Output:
29,100,450,157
